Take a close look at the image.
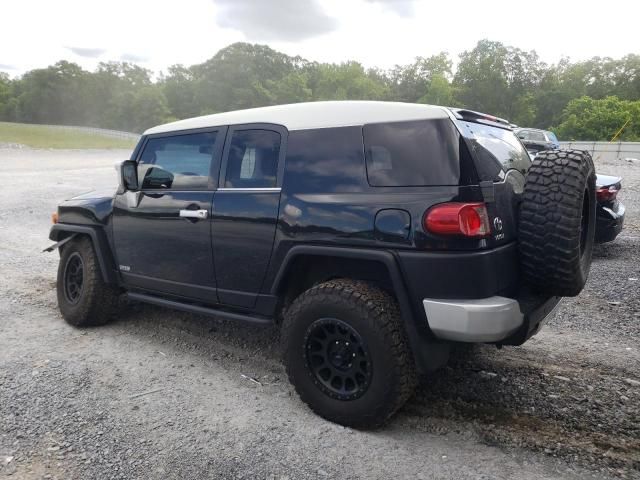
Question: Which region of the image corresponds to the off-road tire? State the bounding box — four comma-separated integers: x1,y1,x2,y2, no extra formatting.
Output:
57,236,119,327
519,149,596,296
281,279,417,428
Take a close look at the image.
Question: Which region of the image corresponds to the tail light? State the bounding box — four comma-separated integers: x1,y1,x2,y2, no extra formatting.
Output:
424,202,491,237
596,185,618,202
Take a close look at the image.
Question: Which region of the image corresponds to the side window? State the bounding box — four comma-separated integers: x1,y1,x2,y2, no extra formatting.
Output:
363,119,467,187
138,132,217,190
224,129,281,188
283,127,367,194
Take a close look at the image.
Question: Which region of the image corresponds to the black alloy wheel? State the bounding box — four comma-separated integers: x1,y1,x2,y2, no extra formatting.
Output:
63,252,84,304
304,318,372,401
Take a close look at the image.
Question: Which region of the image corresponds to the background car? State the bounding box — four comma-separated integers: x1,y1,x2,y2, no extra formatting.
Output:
595,174,625,243
515,127,560,154
515,128,625,243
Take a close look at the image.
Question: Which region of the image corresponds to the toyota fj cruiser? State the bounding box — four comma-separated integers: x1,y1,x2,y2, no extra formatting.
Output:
47,101,596,427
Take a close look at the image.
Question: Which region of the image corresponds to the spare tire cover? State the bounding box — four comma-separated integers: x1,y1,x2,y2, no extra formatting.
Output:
519,149,596,297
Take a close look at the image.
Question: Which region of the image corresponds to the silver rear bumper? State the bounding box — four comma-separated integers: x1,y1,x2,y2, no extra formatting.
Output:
423,296,524,342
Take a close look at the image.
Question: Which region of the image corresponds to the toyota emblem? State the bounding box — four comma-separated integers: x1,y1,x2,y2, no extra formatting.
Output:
493,217,503,231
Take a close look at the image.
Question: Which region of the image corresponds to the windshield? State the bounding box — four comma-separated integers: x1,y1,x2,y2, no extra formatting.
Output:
457,121,532,181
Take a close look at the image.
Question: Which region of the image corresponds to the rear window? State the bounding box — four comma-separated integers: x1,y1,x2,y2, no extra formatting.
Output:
529,130,546,141
461,122,531,179
284,127,367,194
363,119,476,187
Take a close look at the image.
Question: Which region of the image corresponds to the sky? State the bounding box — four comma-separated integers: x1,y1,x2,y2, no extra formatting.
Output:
1,0,639,77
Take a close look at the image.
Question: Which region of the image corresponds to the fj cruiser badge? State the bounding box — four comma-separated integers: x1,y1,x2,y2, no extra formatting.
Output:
493,217,504,240
119,265,131,272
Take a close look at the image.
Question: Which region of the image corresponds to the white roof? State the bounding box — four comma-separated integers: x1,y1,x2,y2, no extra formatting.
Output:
144,101,450,135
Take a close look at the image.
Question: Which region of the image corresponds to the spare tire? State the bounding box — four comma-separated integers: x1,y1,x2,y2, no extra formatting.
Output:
519,149,596,297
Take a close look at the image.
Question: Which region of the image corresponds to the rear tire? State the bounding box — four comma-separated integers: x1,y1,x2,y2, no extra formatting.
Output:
519,149,596,296
57,237,119,327
281,279,417,428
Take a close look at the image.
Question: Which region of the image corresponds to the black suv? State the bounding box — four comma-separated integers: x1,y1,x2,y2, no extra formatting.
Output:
48,101,597,427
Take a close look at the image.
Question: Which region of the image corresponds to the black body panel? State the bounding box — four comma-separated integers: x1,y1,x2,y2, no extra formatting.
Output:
397,242,519,301
112,191,217,303
212,190,281,308
50,223,118,285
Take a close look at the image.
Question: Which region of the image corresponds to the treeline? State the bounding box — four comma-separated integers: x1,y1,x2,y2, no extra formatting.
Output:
1,40,639,140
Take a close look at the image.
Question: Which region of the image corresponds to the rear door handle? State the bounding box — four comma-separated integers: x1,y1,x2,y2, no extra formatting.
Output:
179,209,208,219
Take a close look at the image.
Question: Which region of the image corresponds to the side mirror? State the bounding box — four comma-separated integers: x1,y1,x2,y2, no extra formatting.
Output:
120,160,138,191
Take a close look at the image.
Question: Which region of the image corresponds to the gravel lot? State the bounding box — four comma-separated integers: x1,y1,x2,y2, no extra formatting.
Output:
0,147,638,479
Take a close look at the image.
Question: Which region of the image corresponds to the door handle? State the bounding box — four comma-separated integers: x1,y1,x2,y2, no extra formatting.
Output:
179,209,208,219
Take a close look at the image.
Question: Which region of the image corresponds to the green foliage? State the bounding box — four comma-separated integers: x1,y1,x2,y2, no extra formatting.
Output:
418,73,455,106
554,96,640,141
0,73,11,119
453,40,545,125
308,61,388,100
388,53,452,103
2,40,639,138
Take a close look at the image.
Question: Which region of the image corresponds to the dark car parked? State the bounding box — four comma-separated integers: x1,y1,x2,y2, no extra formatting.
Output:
47,102,598,427
516,127,625,243
595,174,625,242
515,127,560,153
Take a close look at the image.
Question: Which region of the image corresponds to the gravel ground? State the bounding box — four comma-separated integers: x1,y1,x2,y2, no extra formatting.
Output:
0,148,638,479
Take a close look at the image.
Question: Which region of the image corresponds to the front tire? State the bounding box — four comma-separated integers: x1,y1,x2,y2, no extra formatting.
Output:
57,236,119,327
281,279,417,428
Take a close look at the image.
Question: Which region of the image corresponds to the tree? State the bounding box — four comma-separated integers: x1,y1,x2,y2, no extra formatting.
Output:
131,87,171,132
0,73,12,119
160,65,199,119
454,40,545,124
307,61,387,100
2,40,639,136
11,61,91,125
388,53,452,103
554,96,640,141
418,73,454,106
192,42,300,113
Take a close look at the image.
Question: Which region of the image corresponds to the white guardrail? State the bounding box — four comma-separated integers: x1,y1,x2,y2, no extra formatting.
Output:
19,123,141,141
559,141,640,162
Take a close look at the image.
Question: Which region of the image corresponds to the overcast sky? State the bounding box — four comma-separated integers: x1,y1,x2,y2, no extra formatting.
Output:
1,0,639,76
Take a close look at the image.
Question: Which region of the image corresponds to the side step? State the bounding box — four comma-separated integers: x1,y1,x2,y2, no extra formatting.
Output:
127,292,273,326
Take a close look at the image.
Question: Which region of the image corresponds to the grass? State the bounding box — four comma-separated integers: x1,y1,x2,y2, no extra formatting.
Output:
0,122,138,149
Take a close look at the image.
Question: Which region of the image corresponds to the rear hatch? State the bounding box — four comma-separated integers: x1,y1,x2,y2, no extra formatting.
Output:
450,110,532,248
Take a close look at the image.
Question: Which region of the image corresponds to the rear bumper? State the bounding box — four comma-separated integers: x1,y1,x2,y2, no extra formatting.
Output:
423,293,561,344
397,242,519,300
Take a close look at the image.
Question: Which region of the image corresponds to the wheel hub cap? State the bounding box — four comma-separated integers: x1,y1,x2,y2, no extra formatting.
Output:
304,318,372,401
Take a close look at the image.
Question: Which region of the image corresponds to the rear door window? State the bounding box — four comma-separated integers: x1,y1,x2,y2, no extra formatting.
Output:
222,129,281,188
363,119,475,187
